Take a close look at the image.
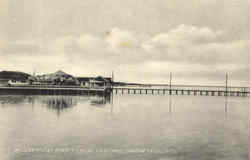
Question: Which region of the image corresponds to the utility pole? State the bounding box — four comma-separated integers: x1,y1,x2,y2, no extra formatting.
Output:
112,71,114,82
225,73,228,96
111,71,114,88
33,68,36,76
169,72,172,95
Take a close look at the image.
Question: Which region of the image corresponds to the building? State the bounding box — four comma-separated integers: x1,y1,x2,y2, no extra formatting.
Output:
77,76,112,88
35,70,80,86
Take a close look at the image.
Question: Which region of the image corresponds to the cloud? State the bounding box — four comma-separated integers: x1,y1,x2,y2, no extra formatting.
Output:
77,34,107,50
142,25,249,66
105,28,140,52
144,24,223,49
0,25,250,84
0,40,40,55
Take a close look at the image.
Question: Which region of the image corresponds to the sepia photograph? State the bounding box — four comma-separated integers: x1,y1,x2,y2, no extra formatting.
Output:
0,0,250,159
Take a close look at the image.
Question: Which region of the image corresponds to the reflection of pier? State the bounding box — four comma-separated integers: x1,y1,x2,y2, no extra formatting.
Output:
112,85,250,97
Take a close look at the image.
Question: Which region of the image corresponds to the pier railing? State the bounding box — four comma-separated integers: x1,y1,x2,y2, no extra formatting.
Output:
112,85,250,97
5,84,110,90
1,83,249,97
0,85,112,95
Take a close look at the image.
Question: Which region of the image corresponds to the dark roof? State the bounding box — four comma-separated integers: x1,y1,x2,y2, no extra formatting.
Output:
77,76,112,82
76,77,93,82
0,71,31,80
95,76,110,82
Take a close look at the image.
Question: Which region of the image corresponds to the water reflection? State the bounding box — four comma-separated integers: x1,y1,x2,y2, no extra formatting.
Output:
166,95,229,118
42,94,111,116
0,94,112,116
0,94,231,118
90,94,111,107
110,92,114,115
41,96,77,116
224,96,228,119
42,96,77,109
0,95,29,106
169,95,172,115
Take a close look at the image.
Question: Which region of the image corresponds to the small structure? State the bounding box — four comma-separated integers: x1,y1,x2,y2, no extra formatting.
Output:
77,76,112,88
89,76,111,88
7,79,29,86
77,77,92,87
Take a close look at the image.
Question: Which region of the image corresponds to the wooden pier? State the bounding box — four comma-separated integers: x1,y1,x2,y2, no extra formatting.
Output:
0,86,111,95
0,84,249,97
110,72,250,97
112,85,250,97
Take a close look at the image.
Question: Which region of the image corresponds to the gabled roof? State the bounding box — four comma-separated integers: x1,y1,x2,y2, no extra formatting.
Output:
95,76,109,82
77,76,112,82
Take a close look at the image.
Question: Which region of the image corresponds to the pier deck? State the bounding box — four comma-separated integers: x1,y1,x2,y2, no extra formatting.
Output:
112,85,250,97
0,85,249,97
0,86,111,95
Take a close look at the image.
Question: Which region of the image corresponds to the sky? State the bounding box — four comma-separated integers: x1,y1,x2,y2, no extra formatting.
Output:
0,0,250,85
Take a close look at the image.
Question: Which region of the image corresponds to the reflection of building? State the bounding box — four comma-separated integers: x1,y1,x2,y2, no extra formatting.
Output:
43,96,77,109
90,94,111,106
42,96,77,116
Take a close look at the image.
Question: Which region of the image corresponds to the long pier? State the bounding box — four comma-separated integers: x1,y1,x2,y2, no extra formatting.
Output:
112,85,250,97
0,85,249,97
0,86,111,95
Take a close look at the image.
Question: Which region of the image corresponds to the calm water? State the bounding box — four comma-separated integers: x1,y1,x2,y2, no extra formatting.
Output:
0,94,250,160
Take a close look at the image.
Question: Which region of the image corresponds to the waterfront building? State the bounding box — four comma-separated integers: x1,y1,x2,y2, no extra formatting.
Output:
77,76,112,88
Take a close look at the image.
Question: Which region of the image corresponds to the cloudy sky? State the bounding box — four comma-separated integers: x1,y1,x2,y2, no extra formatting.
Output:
0,0,250,85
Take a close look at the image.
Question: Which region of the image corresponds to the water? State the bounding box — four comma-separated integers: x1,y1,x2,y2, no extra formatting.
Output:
0,94,250,160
